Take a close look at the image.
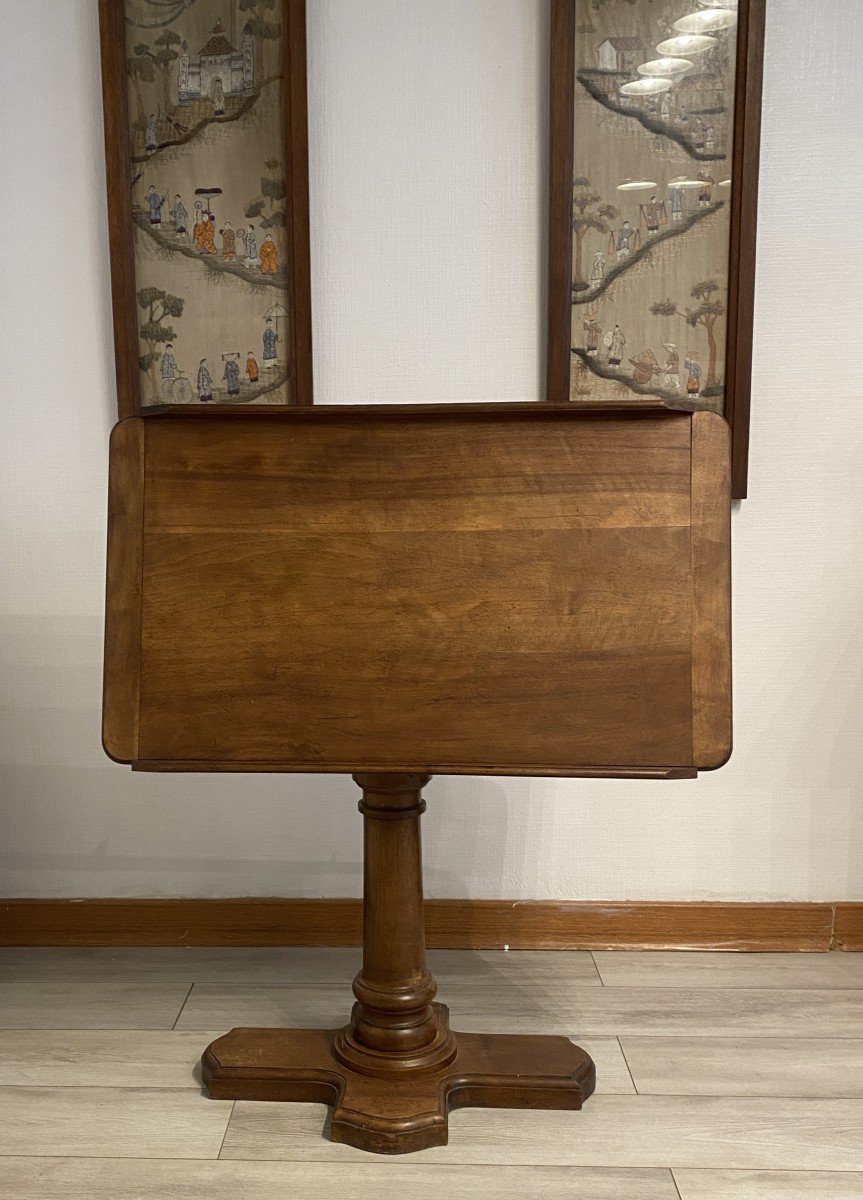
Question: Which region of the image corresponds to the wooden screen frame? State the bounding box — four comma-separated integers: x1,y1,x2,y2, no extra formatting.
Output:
98,0,313,417
545,0,766,499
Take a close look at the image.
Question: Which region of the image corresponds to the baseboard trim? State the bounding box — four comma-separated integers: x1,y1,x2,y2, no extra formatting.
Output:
833,902,863,951
1,899,860,951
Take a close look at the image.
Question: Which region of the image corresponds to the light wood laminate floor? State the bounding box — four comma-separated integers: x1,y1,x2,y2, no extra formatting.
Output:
0,948,861,1199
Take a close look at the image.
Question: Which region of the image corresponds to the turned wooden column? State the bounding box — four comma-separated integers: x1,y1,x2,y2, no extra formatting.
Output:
202,768,595,1152
333,773,456,1076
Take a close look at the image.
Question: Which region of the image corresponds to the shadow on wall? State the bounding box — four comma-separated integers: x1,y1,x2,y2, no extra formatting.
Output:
0,760,363,898
421,776,572,1030
422,773,564,907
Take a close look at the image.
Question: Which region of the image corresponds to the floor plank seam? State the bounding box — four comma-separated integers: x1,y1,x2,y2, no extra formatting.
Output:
0,1153,229,1161
207,1151,863,1170
5,1029,863,1041
3,1157,860,1173
587,951,605,985
141,982,863,991
616,1036,640,1094
675,1168,863,1177
590,951,611,986
171,983,196,1030
0,1084,204,1091
3,1086,863,1099
216,1101,236,1161
0,1155,748,1172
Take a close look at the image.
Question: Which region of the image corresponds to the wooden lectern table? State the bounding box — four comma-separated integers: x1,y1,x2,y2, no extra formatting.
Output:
103,405,731,1153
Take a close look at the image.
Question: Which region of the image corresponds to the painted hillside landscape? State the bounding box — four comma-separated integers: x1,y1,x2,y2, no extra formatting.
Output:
570,0,739,410
124,0,293,406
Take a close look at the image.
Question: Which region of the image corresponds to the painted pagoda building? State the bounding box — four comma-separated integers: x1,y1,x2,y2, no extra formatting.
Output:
178,19,255,106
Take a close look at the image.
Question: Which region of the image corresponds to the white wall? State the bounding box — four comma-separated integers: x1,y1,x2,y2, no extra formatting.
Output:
1,0,861,901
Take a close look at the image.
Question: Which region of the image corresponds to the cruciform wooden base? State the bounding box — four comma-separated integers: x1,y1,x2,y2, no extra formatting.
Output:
203,1014,593,1154
201,773,595,1155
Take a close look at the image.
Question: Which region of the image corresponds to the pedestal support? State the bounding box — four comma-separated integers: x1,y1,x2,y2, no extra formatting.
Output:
333,772,456,1075
202,773,595,1154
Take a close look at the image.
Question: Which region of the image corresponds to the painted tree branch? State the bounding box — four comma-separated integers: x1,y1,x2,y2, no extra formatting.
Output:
651,279,726,385
572,202,725,307
577,72,726,162
134,212,287,291
571,348,723,408
131,76,281,165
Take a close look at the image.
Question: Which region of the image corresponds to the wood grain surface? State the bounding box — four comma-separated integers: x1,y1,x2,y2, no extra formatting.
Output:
103,408,731,775
0,1086,232,1159
179,985,863,1040
1,900,841,952
0,1160,684,1200
690,412,732,768
545,0,576,405
2,947,862,1186
725,0,767,499
102,419,144,762
620,1036,863,1098
198,776,596,1153
833,903,863,951
97,0,139,420
219,1095,863,1169
282,0,314,406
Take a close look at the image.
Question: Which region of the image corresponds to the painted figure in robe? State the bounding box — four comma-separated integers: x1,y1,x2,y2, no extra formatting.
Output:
590,252,605,288
220,222,237,260
160,344,178,396
262,318,279,367
147,186,167,226
684,355,702,396
662,344,680,390
612,221,638,259
698,173,715,207
606,324,626,366
223,356,240,396
171,195,188,236
194,212,217,255
583,313,602,356
669,186,684,223
196,359,213,401
260,235,278,275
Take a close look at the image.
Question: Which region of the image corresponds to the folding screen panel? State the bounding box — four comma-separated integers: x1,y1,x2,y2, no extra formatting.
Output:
99,0,312,414
547,0,765,496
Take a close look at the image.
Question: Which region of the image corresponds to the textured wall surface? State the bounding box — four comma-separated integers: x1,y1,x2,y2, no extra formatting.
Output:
1,0,861,900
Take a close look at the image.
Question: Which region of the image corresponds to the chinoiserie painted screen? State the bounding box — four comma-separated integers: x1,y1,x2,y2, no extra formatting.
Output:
570,0,740,409
122,0,294,406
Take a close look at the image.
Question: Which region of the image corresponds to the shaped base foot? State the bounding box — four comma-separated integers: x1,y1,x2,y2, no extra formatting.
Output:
203,1010,595,1155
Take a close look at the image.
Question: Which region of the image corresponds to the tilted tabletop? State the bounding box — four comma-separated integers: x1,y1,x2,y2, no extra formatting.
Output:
103,405,731,778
